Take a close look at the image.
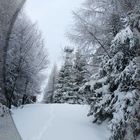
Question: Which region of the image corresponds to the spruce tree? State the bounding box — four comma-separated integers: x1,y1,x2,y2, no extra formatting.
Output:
73,48,90,104
53,47,77,104
87,10,140,140
44,65,57,103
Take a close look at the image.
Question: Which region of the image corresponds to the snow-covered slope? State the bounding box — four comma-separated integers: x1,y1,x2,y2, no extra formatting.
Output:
12,104,110,140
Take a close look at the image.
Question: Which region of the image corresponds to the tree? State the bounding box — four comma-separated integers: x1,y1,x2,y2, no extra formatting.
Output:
53,47,77,104
43,65,58,103
72,47,90,103
74,48,88,85
69,0,140,139
67,0,140,79
6,14,48,108
87,9,140,140
67,0,117,79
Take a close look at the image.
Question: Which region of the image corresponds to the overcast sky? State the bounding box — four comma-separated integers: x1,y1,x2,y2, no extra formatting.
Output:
25,0,84,69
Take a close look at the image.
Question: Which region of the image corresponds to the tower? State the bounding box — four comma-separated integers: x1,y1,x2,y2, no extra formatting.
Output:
64,46,74,66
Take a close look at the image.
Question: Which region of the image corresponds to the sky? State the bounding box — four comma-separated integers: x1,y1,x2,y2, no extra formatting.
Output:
25,0,84,70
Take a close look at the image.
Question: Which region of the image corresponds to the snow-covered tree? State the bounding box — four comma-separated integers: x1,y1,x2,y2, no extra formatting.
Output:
53,47,78,104
44,65,58,103
68,0,140,79
87,10,140,140
73,48,90,103
73,48,88,87
67,0,120,80
0,0,26,106
5,14,48,108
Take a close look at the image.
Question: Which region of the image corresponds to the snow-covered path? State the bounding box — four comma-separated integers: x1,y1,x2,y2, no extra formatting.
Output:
12,104,110,140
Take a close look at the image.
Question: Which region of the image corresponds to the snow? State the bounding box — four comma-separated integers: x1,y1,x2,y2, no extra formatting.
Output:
112,26,135,48
95,84,110,94
12,104,110,140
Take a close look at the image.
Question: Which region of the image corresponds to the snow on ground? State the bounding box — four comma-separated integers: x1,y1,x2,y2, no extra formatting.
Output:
12,104,110,140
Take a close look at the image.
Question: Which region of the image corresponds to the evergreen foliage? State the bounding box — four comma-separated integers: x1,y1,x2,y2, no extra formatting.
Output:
86,11,140,140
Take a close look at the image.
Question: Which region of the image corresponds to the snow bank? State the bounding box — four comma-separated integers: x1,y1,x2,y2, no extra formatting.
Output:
12,104,110,140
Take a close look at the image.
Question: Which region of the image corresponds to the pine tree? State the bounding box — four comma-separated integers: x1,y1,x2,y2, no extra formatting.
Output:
73,48,90,104
87,10,140,140
53,47,77,104
43,65,57,103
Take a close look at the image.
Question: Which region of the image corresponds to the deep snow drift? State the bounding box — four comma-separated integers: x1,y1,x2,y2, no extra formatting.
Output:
12,104,110,140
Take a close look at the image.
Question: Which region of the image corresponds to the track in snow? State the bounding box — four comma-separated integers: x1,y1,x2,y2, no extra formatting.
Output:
12,104,110,140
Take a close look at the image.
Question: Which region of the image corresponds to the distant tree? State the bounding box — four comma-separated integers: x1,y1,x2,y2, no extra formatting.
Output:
43,64,58,103
53,47,77,104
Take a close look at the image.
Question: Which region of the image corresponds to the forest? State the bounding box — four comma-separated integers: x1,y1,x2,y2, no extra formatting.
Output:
0,0,140,140
0,0,48,109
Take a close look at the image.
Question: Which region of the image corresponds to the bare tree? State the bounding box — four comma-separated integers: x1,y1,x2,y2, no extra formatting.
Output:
0,0,26,106
7,14,48,107
67,0,140,77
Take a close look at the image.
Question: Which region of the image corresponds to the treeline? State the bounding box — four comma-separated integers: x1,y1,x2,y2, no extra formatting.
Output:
44,0,140,139
44,47,90,104
0,0,48,108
